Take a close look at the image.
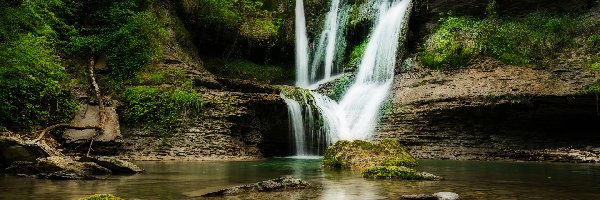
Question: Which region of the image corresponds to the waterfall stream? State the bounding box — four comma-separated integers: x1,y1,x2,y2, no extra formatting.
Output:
284,0,413,156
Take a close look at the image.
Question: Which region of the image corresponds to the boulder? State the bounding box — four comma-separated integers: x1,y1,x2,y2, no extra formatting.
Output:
322,139,418,169
201,176,310,197
0,136,52,166
80,156,144,174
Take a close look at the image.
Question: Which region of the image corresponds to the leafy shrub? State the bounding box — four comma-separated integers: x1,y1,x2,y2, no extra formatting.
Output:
68,2,166,80
0,34,78,130
120,86,202,136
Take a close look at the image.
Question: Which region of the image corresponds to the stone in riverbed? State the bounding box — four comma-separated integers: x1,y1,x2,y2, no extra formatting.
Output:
201,176,310,197
36,156,112,175
401,192,460,200
80,156,144,174
37,170,99,180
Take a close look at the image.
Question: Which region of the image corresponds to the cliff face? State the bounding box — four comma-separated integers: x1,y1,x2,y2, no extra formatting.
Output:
112,2,293,160
376,57,600,160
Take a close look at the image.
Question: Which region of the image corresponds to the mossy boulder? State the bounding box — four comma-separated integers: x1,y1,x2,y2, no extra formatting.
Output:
79,194,123,200
322,139,418,169
362,166,444,180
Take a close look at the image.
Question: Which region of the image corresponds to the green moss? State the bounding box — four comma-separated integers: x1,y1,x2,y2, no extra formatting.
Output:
79,194,122,200
592,62,600,71
328,74,355,101
322,139,418,169
205,58,292,84
347,39,368,71
362,166,419,179
583,84,600,94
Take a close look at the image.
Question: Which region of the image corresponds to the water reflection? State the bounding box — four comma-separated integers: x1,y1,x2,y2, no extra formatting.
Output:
1,159,599,199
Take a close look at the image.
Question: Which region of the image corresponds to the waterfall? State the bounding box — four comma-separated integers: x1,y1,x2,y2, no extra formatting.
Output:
281,91,332,156
295,0,310,87
336,0,412,140
285,0,413,156
295,0,349,87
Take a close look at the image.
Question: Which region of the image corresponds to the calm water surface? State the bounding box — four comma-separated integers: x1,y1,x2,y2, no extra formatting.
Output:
1,159,599,199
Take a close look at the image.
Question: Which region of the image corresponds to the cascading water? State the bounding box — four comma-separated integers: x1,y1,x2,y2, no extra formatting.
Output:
284,0,413,156
295,0,350,87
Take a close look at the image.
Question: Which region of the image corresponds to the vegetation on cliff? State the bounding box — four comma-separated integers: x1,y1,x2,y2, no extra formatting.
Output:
121,86,202,136
418,13,599,69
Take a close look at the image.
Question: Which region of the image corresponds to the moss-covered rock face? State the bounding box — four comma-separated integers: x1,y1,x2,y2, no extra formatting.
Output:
322,139,418,169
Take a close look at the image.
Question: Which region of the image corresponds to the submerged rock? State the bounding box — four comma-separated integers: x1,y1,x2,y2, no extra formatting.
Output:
322,139,418,169
80,156,144,174
37,171,99,180
401,192,460,200
201,176,310,197
36,156,111,175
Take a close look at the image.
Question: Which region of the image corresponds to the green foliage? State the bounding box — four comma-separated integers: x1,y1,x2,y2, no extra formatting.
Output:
180,0,283,58
68,1,166,80
362,166,419,179
322,139,418,169
419,14,582,69
588,35,600,48
79,194,122,200
121,86,202,136
0,34,78,130
205,59,292,83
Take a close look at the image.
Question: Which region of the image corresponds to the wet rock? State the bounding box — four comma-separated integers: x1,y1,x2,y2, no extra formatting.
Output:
201,176,310,197
5,161,36,174
80,156,144,174
36,156,111,175
0,136,52,165
417,172,445,181
401,192,460,200
37,171,99,180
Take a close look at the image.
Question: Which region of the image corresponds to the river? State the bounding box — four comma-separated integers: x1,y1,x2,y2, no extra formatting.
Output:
1,159,599,199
